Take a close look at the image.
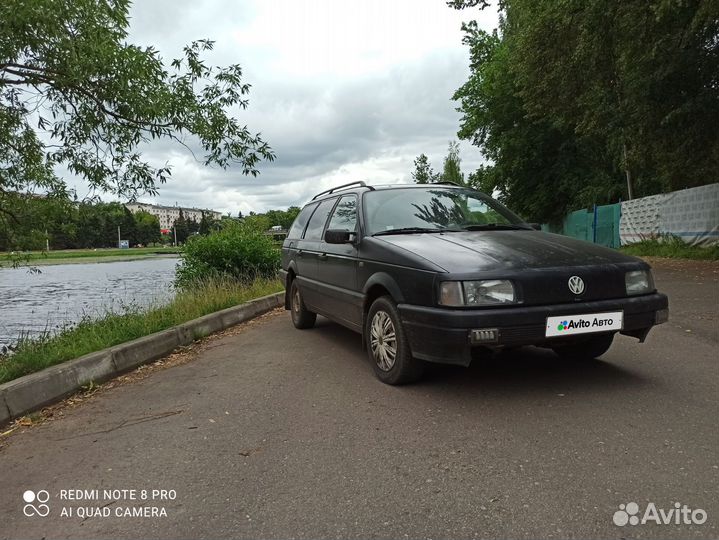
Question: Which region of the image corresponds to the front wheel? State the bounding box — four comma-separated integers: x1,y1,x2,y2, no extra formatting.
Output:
290,279,316,329
365,296,423,385
551,333,615,360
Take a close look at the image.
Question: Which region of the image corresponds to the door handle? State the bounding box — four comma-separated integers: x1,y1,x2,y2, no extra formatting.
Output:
318,253,328,261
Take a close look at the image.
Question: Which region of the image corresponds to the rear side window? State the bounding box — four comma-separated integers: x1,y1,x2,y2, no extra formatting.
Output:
287,203,317,239
303,198,336,240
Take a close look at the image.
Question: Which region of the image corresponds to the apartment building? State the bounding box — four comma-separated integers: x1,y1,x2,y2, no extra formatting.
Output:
125,202,223,230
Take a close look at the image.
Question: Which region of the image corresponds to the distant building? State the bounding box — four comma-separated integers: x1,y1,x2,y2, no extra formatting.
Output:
125,202,223,230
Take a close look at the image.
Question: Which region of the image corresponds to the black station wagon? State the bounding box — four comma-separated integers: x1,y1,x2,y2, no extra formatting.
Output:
280,182,669,384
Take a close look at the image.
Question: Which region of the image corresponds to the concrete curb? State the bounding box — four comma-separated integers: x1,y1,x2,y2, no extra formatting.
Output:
0,292,284,427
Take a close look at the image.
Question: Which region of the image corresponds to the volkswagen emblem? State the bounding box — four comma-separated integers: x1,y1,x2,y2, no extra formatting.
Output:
568,275,585,295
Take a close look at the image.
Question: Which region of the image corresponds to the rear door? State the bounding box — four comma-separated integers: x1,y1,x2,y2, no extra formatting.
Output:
283,202,317,271
316,194,362,330
295,197,337,310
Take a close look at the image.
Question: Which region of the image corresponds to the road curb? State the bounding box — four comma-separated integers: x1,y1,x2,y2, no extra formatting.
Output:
0,291,284,426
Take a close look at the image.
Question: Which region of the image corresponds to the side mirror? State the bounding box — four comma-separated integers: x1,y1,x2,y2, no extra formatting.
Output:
325,229,355,244
529,223,542,230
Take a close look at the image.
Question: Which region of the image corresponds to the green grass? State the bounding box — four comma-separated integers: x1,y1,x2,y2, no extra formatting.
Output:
620,237,719,260
0,277,284,385
4,246,180,260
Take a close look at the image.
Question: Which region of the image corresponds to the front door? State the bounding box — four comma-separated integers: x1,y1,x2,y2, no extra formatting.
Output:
317,195,362,330
296,197,337,310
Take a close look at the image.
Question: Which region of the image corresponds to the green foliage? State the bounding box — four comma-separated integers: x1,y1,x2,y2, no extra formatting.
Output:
263,206,301,230
133,211,161,245
411,142,466,185
0,0,274,216
620,235,719,261
450,0,719,223
441,141,465,186
0,276,283,384
175,221,280,287
411,153,438,184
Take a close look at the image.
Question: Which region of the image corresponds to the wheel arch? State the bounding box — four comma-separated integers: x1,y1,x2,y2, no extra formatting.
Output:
362,272,404,333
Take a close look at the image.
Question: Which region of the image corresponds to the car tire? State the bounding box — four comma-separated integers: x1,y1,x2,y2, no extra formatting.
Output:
365,296,424,385
551,333,615,360
290,279,316,329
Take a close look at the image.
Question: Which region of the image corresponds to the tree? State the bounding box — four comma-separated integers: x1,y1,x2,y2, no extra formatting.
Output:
441,141,465,186
411,154,437,184
134,210,161,245
0,0,275,221
281,206,301,230
199,212,220,236
173,209,190,244
449,0,718,222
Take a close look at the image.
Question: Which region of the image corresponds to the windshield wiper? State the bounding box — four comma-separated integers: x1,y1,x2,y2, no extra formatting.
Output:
462,223,531,231
372,227,461,236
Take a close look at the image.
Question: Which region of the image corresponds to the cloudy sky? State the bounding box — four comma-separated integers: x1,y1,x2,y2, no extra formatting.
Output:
71,0,498,215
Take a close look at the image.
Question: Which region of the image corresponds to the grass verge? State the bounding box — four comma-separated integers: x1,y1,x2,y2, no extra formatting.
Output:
1,247,181,266
0,277,283,385
620,237,719,260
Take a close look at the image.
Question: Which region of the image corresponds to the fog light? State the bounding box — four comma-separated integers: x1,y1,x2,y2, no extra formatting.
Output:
470,328,499,344
655,308,669,324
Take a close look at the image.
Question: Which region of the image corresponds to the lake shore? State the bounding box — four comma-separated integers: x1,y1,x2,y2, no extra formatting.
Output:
12,253,180,266
1,247,181,267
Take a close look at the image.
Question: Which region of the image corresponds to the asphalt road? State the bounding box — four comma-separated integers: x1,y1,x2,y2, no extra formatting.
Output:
1,259,717,539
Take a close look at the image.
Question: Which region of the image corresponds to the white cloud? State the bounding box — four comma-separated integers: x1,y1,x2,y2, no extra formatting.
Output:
65,0,499,213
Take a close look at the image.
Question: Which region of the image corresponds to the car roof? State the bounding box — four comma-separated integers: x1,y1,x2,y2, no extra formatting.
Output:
309,181,465,203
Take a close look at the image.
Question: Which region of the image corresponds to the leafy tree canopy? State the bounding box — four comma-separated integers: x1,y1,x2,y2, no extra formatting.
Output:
411,142,466,185
450,0,719,223
0,0,275,219
411,153,438,184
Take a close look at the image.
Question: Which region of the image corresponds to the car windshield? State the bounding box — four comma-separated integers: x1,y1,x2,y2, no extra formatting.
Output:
363,187,527,236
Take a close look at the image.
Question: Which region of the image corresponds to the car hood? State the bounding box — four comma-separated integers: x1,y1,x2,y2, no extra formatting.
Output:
375,230,641,273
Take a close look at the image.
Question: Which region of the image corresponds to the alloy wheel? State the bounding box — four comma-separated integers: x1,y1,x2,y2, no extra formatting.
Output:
370,310,397,371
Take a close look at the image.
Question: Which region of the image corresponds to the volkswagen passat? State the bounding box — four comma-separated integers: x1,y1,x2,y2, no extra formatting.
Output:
280,182,669,384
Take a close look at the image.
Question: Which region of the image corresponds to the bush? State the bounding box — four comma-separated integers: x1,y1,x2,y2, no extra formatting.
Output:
175,221,280,288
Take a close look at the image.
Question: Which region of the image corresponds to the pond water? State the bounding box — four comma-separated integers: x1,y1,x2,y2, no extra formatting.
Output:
0,257,179,349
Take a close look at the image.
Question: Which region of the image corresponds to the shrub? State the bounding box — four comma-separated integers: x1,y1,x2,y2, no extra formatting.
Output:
175,221,280,288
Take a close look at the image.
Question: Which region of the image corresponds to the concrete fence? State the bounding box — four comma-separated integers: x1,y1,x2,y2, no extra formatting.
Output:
619,183,719,246
543,183,719,247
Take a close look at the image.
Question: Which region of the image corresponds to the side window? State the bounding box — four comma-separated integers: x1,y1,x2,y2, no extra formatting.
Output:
303,198,336,241
326,195,357,233
287,203,317,239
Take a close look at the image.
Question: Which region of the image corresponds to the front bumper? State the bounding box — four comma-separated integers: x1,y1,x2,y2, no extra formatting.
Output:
399,292,668,366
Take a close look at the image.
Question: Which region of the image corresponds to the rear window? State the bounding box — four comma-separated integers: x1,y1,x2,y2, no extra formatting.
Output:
287,203,317,239
303,198,336,240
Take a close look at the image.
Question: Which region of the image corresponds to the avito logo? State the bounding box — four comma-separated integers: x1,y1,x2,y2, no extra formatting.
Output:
613,501,707,527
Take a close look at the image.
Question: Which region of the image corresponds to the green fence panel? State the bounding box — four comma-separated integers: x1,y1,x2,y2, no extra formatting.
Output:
595,203,621,248
541,202,621,248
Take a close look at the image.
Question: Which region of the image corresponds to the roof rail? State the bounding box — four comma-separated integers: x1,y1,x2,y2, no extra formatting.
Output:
311,181,373,200
432,181,463,187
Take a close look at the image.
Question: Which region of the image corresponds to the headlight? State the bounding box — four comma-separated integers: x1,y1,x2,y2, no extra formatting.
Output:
625,270,654,295
439,280,516,306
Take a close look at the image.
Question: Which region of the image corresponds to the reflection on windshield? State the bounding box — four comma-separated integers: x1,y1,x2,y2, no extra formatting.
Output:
364,188,524,236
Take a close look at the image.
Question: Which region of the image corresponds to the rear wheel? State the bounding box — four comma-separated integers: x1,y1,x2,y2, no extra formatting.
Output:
290,279,316,329
551,333,615,360
365,296,424,385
